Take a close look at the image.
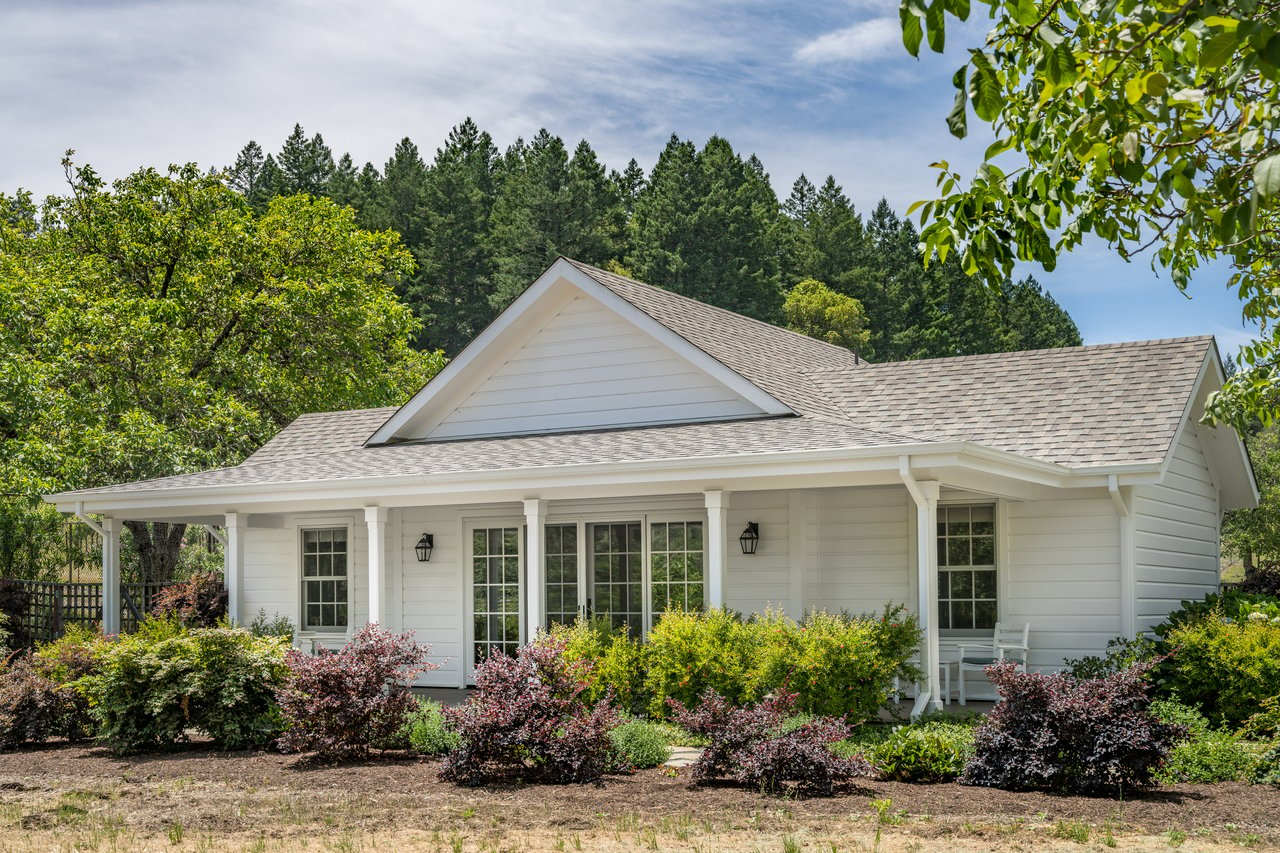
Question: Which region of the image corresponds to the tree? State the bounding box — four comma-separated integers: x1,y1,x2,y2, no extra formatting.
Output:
276,124,336,197
900,0,1280,425
0,158,442,582
783,279,873,357
1223,421,1280,574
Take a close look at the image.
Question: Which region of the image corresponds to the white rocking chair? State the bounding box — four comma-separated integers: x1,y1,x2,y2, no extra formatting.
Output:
957,622,1030,705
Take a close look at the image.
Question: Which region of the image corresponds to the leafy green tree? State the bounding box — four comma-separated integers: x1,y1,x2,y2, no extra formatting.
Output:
783,278,873,357
900,0,1280,425
1224,422,1280,574
629,135,784,321
0,159,441,582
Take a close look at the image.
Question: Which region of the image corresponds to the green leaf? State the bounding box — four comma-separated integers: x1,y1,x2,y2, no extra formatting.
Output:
901,2,925,57
1199,30,1239,69
1045,42,1077,88
1009,0,1039,26
968,55,1003,122
926,0,946,52
947,89,969,138
1037,22,1063,46
1255,153,1280,198
946,0,971,21
1143,72,1168,97
1125,78,1144,104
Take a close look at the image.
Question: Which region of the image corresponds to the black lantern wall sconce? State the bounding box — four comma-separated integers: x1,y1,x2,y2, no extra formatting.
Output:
739,522,760,555
415,533,434,562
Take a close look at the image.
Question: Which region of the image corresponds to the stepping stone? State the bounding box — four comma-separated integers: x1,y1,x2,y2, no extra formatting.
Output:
663,747,703,768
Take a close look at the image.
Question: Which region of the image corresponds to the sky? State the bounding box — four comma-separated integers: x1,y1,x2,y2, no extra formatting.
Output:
0,0,1256,354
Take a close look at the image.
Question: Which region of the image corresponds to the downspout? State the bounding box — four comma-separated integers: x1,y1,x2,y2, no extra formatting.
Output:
900,457,940,718
1108,475,1137,639
72,501,104,536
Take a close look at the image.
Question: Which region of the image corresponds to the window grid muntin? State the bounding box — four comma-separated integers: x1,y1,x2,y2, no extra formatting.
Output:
302,527,348,631
936,505,997,632
590,522,643,635
650,521,705,615
544,523,579,629
472,527,521,664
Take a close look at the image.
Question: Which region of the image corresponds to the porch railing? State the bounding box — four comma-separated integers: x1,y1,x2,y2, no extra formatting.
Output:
8,580,174,646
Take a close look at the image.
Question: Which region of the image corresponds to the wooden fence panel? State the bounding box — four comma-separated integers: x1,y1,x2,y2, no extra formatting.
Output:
8,580,175,646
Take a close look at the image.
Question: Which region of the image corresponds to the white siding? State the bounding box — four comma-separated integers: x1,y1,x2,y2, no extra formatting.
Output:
427,296,764,439
1003,492,1121,670
725,491,792,615
396,506,467,686
817,487,912,615
1133,427,1221,632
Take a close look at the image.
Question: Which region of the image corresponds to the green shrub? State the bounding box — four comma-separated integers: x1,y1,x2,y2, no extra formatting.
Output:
1158,731,1261,783
644,608,760,717
403,700,460,756
1149,698,1212,740
754,606,920,720
1242,696,1280,741
1252,743,1280,785
544,617,646,714
862,719,977,782
81,620,289,753
26,625,107,742
1063,635,1159,680
247,610,294,643
1160,605,1280,729
609,719,670,769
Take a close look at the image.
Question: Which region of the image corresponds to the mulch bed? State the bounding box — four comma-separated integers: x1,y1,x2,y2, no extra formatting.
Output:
0,742,1275,835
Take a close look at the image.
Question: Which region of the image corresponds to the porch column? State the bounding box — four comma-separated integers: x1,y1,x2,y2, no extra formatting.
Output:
224,512,245,626
1109,475,1137,639
901,458,942,714
101,517,121,635
365,506,388,625
704,490,729,609
524,499,546,640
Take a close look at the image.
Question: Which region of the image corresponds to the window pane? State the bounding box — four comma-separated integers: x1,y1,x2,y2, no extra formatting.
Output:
669,524,685,551
975,600,997,629
952,601,974,630
937,538,948,567
974,570,997,599
651,524,667,551
951,571,973,598
948,538,970,567
972,537,995,566
688,523,703,550
937,571,949,598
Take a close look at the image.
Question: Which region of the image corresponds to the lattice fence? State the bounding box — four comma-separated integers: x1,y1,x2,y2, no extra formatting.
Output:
9,580,173,645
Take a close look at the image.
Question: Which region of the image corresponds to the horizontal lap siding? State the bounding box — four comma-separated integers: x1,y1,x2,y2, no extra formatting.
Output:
726,491,791,616
397,506,465,686
1134,427,1220,632
817,487,911,615
429,297,761,439
1005,494,1120,669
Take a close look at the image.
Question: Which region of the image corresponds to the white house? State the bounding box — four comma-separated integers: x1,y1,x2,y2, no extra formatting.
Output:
47,258,1257,710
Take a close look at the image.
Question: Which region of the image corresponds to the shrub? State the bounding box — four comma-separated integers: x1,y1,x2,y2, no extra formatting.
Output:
1159,604,1280,729
0,579,30,648
1252,743,1280,786
1158,730,1260,783
644,608,760,717
1237,562,1280,597
1063,635,1159,680
1242,696,1280,741
544,617,646,714
670,689,873,795
609,719,670,769
82,620,289,753
276,624,435,759
0,654,93,749
1149,698,1211,740
403,700,460,756
864,719,977,782
442,638,619,785
753,606,920,720
149,574,227,628
28,625,107,741
247,610,294,642
961,661,1182,794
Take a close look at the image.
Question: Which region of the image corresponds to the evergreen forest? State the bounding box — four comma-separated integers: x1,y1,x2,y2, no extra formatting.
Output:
228,120,1081,360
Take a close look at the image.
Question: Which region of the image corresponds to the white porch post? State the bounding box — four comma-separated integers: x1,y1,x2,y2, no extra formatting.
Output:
704,490,729,609
365,506,389,626
224,512,245,626
100,517,121,635
1109,475,1137,639
524,499,546,641
901,457,942,715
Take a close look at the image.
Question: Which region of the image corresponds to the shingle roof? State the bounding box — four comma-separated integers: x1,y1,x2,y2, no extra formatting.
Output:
61,417,921,495
808,336,1213,467
51,261,1219,500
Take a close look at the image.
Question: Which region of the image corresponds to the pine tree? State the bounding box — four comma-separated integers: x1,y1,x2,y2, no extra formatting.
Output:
1001,276,1082,350
276,124,336,196
410,119,501,355
227,141,277,212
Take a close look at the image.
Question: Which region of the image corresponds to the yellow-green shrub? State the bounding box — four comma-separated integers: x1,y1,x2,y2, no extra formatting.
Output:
643,608,760,717
1162,606,1280,729
544,618,646,714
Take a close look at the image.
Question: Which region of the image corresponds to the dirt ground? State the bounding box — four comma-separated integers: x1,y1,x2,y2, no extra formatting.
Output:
0,743,1276,852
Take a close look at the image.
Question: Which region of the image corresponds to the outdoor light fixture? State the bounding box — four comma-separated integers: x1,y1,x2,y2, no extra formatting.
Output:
739,522,760,555
415,533,434,562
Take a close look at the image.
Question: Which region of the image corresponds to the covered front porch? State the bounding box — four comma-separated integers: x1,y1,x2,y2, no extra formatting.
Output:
64,445,1136,714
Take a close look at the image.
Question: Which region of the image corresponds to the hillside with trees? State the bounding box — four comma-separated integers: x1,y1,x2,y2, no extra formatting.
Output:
228,120,1081,361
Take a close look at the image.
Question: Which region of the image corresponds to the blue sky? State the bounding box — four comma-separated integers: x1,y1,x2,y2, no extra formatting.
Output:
0,0,1255,354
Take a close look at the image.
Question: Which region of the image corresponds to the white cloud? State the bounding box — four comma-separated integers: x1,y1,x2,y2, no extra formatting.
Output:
794,17,902,64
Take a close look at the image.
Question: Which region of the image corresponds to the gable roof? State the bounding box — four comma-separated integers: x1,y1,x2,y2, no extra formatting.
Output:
47,259,1254,508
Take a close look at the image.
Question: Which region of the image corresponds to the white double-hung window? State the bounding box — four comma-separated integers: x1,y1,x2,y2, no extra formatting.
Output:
937,505,997,634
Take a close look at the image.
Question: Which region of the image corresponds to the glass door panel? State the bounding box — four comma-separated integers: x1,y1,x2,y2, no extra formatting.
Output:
544,523,579,628
590,521,642,635
472,526,521,665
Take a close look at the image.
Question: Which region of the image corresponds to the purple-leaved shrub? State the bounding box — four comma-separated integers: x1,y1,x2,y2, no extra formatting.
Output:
670,689,873,795
276,624,436,759
440,638,619,785
150,573,228,628
961,660,1183,794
